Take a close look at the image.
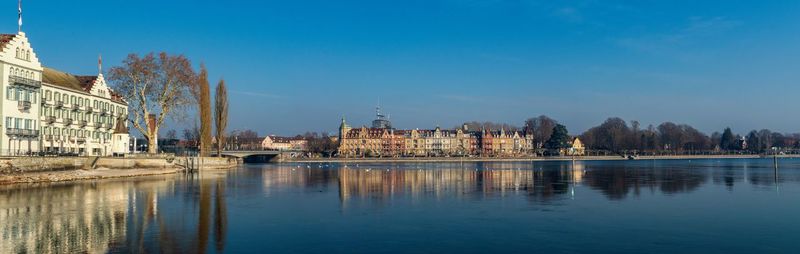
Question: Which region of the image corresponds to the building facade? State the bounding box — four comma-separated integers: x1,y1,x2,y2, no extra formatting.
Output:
0,32,129,156
261,135,308,151
337,116,535,158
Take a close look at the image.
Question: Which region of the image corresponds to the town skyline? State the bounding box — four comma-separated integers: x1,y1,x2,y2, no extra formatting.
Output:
5,0,800,136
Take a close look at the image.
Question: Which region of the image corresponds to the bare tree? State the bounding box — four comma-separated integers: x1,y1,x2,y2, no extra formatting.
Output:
524,115,558,148
198,65,213,156
214,79,229,156
166,129,178,140
108,53,197,154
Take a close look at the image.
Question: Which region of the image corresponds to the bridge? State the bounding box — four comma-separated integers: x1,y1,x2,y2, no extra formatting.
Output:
216,150,303,163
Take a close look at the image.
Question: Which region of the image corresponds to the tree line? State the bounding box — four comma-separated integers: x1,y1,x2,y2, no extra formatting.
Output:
579,117,800,153
463,115,800,154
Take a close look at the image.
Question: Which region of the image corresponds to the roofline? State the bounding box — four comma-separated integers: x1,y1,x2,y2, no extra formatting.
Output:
41,82,128,106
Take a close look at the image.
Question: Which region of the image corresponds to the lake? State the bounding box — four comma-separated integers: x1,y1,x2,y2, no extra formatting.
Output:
2,158,799,253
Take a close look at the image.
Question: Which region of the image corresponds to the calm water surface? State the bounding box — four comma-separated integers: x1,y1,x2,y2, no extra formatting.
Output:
2,158,800,253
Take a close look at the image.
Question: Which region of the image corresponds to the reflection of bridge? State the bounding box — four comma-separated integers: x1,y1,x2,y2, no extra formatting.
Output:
217,150,302,163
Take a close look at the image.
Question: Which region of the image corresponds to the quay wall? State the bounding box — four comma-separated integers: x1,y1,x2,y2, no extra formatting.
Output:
1,156,238,174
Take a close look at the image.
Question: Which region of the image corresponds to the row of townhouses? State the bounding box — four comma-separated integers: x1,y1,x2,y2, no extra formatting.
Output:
337,109,585,157
1,31,129,156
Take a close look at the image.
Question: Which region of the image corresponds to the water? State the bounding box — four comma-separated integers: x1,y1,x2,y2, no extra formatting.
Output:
2,158,800,253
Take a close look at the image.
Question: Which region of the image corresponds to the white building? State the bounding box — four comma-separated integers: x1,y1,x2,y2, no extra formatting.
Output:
0,31,129,156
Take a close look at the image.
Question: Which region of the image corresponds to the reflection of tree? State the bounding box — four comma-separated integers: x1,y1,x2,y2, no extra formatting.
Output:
197,178,211,254
214,179,227,252
194,177,228,254
0,181,132,253
582,165,707,200
0,173,230,254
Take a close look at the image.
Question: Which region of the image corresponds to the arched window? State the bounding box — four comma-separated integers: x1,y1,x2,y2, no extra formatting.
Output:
26,50,30,60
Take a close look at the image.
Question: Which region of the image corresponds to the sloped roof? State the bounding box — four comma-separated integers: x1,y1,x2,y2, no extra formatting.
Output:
42,67,127,105
42,67,89,91
113,118,129,134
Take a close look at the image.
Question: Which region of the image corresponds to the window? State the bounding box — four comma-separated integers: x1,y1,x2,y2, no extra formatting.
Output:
46,90,51,101
6,87,11,100
55,92,60,101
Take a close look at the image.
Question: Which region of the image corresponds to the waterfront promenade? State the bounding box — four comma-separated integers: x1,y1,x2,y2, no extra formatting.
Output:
0,156,237,185
291,154,800,163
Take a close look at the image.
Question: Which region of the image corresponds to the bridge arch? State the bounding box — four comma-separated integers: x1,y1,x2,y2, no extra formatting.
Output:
217,150,283,163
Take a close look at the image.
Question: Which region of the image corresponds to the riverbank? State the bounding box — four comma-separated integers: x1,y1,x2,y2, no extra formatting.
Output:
0,156,239,185
290,154,800,163
0,167,184,185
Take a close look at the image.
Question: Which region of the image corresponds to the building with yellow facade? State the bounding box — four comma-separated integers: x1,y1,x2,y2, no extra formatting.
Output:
337,113,534,157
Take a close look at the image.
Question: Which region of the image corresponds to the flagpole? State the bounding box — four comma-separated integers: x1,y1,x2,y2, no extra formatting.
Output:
18,0,22,33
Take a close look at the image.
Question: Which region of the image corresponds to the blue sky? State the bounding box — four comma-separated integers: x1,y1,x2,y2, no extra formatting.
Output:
6,0,800,136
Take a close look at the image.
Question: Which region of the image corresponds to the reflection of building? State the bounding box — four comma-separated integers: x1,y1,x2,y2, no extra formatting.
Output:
1,174,230,253
338,116,534,157
0,25,129,156
0,182,129,253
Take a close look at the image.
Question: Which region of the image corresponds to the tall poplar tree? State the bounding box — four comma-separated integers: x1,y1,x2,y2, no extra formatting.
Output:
198,65,213,156
214,79,229,156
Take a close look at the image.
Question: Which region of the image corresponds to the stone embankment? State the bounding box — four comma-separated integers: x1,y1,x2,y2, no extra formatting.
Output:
0,156,238,185
291,154,800,163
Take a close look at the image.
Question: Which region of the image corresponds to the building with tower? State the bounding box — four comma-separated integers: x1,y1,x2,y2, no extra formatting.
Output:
336,108,535,158
0,7,129,156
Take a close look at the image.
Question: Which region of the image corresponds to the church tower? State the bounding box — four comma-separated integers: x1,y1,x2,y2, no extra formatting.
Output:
338,117,351,144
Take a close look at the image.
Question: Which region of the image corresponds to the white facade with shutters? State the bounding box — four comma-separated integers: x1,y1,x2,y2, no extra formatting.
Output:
0,32,129,156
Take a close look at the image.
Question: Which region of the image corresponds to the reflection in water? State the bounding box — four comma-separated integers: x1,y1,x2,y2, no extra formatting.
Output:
0,174,228,254
2,159,800,253
260,160,795,205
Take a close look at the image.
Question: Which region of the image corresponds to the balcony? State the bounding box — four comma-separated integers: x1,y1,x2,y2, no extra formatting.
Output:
6,128,39,137
95,122,104,129
71,104,81,111
78,120,87,127
17,100,31,110
106,122,114,129
9,75,41,88
85,106,93,113
64,118,73,125
45,116,56,124
100,109,109,116
55,101,64,108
